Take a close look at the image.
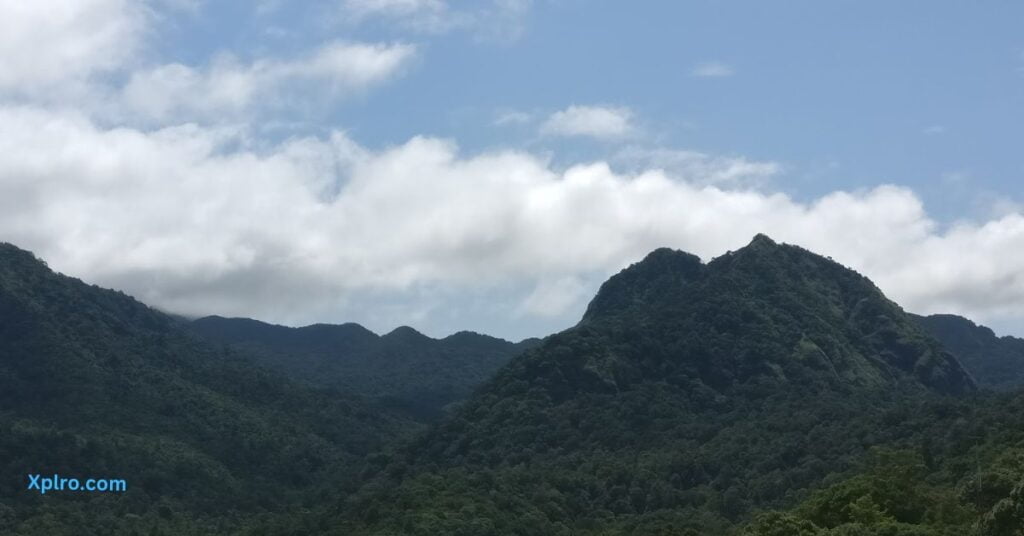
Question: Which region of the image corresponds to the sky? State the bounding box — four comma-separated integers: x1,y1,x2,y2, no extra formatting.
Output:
1,0,1023,340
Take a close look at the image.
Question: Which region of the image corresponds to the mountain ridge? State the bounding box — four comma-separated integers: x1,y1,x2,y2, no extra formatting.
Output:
913,313,1024,391
188,314,539,420
0,241,415,535
343,234,980,534
5,237,1022,535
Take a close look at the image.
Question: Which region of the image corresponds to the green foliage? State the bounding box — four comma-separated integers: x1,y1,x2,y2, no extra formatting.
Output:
914,314,1024,391
794,449,972,530
0,243,416,534
978,478,1024,536
337,237,982,534
743,512,822,536
6,236,1024,535
188,316,536,421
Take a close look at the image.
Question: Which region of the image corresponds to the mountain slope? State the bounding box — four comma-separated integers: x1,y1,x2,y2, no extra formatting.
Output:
342,235,976,535
0,243,415,536
913,313,1024,391
739,386,1024,536
188,316,538,420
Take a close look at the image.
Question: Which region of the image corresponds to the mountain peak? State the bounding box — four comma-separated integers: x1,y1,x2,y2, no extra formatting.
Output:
748,233,778,247
576,238,973,395
0,242,52,279
581,247,703,323
383,325,430,342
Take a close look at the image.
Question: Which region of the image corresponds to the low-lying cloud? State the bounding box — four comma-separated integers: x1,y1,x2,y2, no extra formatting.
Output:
2,105,1024,338
0,1,1022,339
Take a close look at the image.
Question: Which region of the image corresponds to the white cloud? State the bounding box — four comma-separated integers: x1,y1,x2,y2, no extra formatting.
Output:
691,61,735,78
495,110,533,126
342,0,454,32
4,106,1024,335
344,0,446,17
923,125,946,135
0,0,147,91
540,105,634,140
517,276,587,318
615,147,781,187
991,198,1024,218
339,0,533,41
119,41,417,123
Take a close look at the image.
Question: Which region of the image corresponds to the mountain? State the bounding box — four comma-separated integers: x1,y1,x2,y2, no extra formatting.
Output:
913,313,1024,391
7,236,1020,536
341,235,977,535
188,316,538,420
0,243,415,535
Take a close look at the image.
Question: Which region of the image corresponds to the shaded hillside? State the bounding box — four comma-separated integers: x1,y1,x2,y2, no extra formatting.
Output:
341,235,976,535
0,243,414,536
741,388,1024,535
913,313,1024,391
189,316,538,420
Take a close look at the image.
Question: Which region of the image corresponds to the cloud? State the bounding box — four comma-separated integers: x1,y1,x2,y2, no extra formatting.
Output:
923,125,946,135
495,110,533,126
339,0,533,41
614,147,781,187
0,0,147,92
691,61,735,78
343,0,446,18
540,105,634,140
991,198,1024,218
517,276,587,318
119,41,417,123
4,106,1024,337
341,0,454,32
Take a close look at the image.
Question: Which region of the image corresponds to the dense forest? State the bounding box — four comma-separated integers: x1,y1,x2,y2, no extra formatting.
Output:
0,243,414,535
913,313,1024,391
187,316,537,421
3,236,1024,535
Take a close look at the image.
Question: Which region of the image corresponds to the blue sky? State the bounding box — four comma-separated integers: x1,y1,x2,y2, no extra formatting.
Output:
1,0,1023,339
158,0,1024,220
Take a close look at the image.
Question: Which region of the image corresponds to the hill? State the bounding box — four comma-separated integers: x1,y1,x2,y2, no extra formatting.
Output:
913,313,1024,391
7,236,1022,535
739,386,1024,536
188,316,538,420
0,242,415,535
341,235,977,535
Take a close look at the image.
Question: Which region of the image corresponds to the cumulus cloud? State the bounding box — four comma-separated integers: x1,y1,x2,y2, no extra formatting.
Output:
0,0,146,92
540,105,635,140
691,61,735,78
0,1,416,126
119,41,417,123
3,106,1024,337
1,1,1022,339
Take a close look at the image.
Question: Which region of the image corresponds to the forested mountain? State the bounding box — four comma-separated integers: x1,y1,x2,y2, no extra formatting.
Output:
340,235,983,535
0,243,415,535
5,236,1024,536
913,313,1024,391
740,387,1024,536
188,316,537,420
